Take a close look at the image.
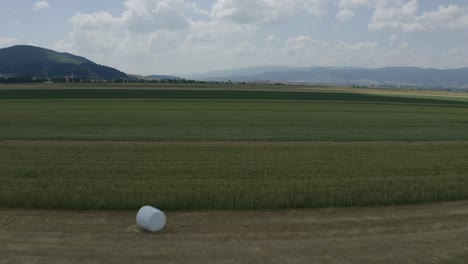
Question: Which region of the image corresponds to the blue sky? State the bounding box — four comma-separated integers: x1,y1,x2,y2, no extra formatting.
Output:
1,0,468,75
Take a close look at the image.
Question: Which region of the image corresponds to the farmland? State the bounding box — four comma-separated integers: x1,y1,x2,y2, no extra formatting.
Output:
1,141,468,209
2,201,468,263
1,84,468,210
2,83,468,262
1,89,468,142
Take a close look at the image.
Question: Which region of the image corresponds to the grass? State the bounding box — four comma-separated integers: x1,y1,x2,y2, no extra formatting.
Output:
2,202,468,263
1,99,468,142
1,83,468,209
1,141,468,210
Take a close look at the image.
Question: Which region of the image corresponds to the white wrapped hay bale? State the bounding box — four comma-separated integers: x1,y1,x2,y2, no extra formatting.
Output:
136,206,166,232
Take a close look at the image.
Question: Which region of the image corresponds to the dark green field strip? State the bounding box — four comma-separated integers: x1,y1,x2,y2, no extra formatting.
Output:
1,141,467,209
0,82,292,90
1,100,468,141
2,89,468,106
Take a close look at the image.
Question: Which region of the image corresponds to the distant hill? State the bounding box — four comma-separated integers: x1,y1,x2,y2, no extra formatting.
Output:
188,66,307,79
146,75,183,81
0,45,128,80
127,74,151,81
189,66,468,89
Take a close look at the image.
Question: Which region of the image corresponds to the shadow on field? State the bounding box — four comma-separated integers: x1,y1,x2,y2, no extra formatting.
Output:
1,89,468,106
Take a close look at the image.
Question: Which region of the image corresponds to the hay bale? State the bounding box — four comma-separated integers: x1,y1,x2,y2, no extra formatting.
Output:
136,206,166,232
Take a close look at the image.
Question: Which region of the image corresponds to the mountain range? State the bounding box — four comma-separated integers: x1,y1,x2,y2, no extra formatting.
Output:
1,45,467,89
0,45,128,80
188,66,468,89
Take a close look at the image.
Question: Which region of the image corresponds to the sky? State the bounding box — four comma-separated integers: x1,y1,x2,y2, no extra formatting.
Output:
1,0,468,75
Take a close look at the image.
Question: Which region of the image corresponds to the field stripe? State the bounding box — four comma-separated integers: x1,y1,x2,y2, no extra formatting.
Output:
2,89,468,106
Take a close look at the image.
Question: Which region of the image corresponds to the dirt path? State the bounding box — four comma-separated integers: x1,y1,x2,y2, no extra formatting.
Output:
1,202,468,263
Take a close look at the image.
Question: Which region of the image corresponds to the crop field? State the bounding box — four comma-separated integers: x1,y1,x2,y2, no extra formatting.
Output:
1,83,468,209
1,141,468,209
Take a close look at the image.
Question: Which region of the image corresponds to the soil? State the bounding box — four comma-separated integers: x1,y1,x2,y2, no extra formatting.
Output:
1,201,468,263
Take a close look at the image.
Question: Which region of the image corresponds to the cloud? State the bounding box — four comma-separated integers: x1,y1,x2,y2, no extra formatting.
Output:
266,35,277,43
54,0,468,74
402,0,418,15
418,4,468,30
388,34,397,47
122,0,193,33
183,19,255,47
336,9,355,21
338,0,372,9
60,12,121,54
233,42,257,56
442,45,468,68
336,0,370,22
57,0,334,64
56,1,212,73
0,37,20,48
64,0,194,35
284,35,329,57
300,0,331,18
69,12,119,31
33,1,50,11
369,0,468,32
211,0,298,24
57,0,198,54
272,36,383,67
265,34,468,70
211,0,333,25
280,35,425,68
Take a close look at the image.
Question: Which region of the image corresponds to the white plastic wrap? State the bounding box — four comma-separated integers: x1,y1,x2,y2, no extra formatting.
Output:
136,206,166,232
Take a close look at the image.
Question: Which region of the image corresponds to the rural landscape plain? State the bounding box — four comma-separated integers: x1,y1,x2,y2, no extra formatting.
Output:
1,83,468,263
1,84,468,210
2,0,468,262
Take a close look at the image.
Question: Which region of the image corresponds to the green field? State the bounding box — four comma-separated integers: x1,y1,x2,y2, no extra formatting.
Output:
1,84,468,209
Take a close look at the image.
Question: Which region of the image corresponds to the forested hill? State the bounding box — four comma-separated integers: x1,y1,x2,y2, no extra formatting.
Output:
0,45,128,80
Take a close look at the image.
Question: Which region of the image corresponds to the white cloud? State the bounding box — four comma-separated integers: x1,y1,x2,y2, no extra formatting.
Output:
346,41,380,52
66,0,196,34
122,0,193,33
369,0,468,32
336,0,370,22
418,5,468,30
60,12,121,54
266,34,277,43
442,45,468,68
388,34,397,47
270,34,468,70
0,37,20,48
369,0,423,32
12,20,22,27
300,0,331,18
280,37,381,67
211,0,298,24
280,35,426,68
233,42,257,56
402,0,418,15
338,0,372,9
53,0,468,74
285,35,314,54
211,0,333,25
56,1,256,74
337,9,355,21
57,1,198,55
33,1,50,11
56,0,329,73
69,12,119,31
284,36,329,57
183,20,255,47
